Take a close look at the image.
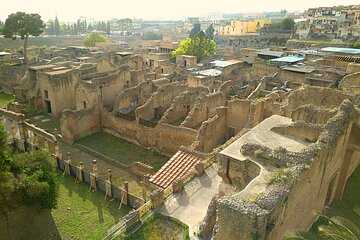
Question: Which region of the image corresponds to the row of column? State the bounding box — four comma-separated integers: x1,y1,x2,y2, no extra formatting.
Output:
62,152,148,205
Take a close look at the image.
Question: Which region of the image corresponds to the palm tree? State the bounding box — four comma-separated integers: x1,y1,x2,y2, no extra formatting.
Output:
285,212,359,240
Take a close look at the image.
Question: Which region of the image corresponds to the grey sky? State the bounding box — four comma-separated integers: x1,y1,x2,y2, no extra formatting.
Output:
1,0,359,21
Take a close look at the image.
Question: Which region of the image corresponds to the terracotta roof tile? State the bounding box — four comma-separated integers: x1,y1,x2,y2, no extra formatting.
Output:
149,150,203,189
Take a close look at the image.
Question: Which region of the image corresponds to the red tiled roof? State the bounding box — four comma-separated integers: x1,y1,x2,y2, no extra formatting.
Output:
149,150,202,189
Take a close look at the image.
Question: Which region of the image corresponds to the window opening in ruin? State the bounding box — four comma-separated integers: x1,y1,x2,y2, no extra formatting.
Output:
44,90,49,99
83,101,87,109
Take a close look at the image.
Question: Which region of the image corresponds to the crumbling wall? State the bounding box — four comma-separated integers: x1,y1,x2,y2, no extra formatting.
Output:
277,69,306,85
0,65,27,95
248,98,274,127
60,107,101,143
214,98,360,240
97,57,117,73
226,99,251,133
130,69,146,84
291,105,336,124
80,66,132,108
101,109,198,154
160,86,209,125
237,62,278,82
113,81,154,113
339,72,360,95
192,107,227,153
37,70,78,116
182,92,227,129
136,82,187,120
75,82,101,110
281,86,353,117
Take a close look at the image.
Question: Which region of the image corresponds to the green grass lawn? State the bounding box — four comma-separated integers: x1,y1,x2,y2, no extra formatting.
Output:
76,132,169,171
327,166,360,227
52,171,129,239
121,213,189,240
0,92,15,108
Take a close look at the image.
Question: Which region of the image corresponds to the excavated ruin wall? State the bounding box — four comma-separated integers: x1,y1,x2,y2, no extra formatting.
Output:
101,109,198,155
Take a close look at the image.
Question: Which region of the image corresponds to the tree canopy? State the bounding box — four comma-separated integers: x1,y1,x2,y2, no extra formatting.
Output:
3,12,45,64
172,31,217,62
0,124,58,211
282,17,295,31
82,31,108,47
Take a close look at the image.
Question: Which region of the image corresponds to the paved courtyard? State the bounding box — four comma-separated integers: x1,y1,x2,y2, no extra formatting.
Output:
158,164,221,238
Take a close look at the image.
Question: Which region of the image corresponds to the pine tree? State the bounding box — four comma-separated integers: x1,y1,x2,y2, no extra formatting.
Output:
54,16,60,35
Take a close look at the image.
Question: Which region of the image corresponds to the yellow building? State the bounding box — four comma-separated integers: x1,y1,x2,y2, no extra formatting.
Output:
217,19,272,35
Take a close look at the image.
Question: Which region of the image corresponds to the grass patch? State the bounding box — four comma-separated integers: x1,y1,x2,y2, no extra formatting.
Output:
76,132,169,171
0,92,15,108
52,171,129,239
266,168,290,186
121,213,189,240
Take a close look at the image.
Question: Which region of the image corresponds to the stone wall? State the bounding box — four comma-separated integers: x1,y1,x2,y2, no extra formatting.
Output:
213,88,360,240
339,72,360,95
281,86,353,117
0,65,26,95
79,66,132,108
182,92,227,129
237,63,278,83
37,69,78,116
226,99,251,133
160,86,209,125
214,35,289,50
60,107,101,143
136,82,187,120
101,109,198,155
113,80,155,113
277,69,306,86
97,57,117,73
193,107,227,153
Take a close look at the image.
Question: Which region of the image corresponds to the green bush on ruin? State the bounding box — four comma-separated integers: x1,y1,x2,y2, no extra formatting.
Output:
266,168,290,186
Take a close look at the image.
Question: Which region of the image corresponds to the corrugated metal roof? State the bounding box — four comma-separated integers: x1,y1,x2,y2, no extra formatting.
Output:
281,65,315,73
198,69,222,77
210,60,238,68
321,47,360,55
149,150,203,189
271,55,305,63
258,49,284,57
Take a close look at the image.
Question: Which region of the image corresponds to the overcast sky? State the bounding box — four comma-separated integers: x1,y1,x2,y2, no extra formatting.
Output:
1,0,359,22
